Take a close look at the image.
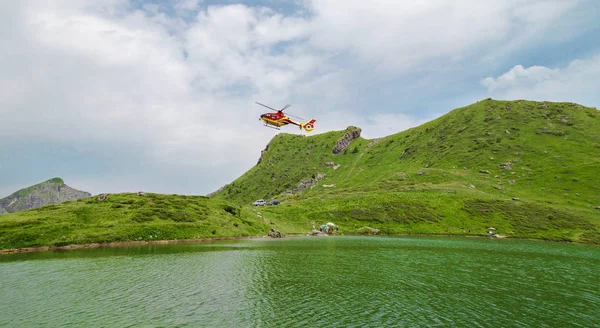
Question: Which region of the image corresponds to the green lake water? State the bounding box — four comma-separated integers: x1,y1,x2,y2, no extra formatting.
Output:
1,236,598,327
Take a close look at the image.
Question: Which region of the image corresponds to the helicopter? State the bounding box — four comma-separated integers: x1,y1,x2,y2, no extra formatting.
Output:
256,102,316,132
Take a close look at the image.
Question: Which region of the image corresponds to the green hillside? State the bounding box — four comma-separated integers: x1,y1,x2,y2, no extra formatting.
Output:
213,99,600,243
0,193,269,251
2,99,599,251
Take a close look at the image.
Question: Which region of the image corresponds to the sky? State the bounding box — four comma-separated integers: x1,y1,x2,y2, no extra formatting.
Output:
1,0,599,197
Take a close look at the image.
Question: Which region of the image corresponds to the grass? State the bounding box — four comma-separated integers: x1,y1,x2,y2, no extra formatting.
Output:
0,193,271,250
2,99,599,250
213,99,600,243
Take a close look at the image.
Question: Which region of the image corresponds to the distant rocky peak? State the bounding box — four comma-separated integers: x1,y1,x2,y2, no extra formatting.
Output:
0,178,91,214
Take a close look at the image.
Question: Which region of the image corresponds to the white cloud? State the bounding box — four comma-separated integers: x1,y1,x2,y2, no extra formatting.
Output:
481,55,600,107
0,0,596,195
307,0,579,73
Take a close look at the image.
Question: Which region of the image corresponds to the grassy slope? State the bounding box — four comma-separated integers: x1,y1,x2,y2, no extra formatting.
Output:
0,193,270,250
2,99,599,251
215,100,600,243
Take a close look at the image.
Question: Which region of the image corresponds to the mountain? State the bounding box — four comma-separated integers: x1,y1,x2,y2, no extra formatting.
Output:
212,99,600,243
1,99,599,251
0,178,91,214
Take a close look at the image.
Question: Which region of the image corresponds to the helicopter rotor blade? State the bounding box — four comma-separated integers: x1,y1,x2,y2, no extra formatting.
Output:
286,113,306,121
255,102,279,112
280,104,291,112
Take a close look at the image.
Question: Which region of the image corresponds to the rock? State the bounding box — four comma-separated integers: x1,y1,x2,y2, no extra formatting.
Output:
309,229,323,236
137,191,146,196
316,173,326,180
595,206,600,210
512,197,521,201
206,185,226,197
358,226,380,235
0,207,7,215
469,184,476,189
97,193,109,201
332,126,361,154
506,105,511,111
294,179,315,192
463,167,467,170
495,175,500,178
479,170,490,174
417,171,423,176
542,102,549,108
268,227,283,238
505,130,510,134
325,161,335,167
508,180,515,185
323,184,336,188
494,186,503,190
333,164,341,170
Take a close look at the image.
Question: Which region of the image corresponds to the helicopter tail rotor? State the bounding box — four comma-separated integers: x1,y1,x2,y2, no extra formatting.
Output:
300,119,316,132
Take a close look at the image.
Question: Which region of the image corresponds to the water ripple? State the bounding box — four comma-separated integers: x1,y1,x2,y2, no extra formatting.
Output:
0,237,598,327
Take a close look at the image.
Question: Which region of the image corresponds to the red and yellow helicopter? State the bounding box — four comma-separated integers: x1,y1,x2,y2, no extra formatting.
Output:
256,102,316,132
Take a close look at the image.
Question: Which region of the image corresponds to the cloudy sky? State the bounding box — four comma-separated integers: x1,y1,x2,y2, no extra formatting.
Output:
1,0,599,197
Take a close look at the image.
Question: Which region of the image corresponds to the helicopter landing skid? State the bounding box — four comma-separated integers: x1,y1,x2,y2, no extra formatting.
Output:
263,124,280,130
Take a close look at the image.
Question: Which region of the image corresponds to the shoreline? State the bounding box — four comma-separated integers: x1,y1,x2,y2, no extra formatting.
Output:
1,233,596,255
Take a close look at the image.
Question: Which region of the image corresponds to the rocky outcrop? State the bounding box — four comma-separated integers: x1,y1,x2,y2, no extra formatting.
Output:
206,185,226,198
0,178,91,214
332,126,361,154
257,143,270,165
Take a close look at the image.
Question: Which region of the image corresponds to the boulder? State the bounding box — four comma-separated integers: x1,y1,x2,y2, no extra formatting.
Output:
479,170,491,174
137,191,146,196
97,193,109,201
325,161,335,167
268,227,283,238
512,197,521,201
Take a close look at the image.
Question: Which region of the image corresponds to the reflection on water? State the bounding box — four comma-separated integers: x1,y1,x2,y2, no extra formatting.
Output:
1,236,599,327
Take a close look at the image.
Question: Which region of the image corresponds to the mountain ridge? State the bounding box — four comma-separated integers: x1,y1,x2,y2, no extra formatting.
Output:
0,178,91,214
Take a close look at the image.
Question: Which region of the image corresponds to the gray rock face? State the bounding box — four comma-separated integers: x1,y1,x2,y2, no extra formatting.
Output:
332,127,361,154
0,178,91,214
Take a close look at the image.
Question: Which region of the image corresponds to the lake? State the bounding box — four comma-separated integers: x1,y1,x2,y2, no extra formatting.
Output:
1,236,598,327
